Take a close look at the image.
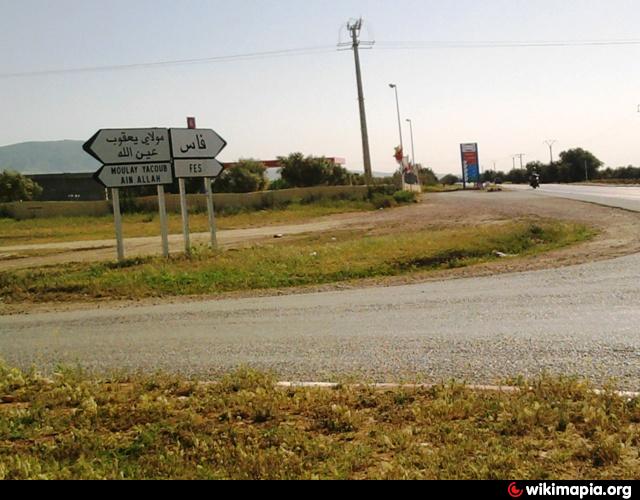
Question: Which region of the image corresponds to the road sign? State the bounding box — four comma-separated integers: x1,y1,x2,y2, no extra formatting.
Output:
94,163,173,188
170,129,227,159
174,159,224,179
84,128,171,165
460,143,480,184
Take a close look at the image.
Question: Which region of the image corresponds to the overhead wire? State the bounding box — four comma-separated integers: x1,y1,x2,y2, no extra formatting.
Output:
3,38,640,79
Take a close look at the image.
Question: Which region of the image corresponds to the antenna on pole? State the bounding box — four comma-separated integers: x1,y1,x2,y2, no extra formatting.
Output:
513,154,526,169
544,140,558,164
339,18,375,184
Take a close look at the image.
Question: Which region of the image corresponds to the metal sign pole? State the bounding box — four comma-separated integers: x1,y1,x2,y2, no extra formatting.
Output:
179,178,191,254
157,185,170,258
111,188,125,262
204,177,218,248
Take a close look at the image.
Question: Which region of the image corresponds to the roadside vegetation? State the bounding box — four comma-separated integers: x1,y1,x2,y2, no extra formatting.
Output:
0,219,593,303
0,363,637,480
0,200,376,247
0,170,42,203
0,186,419,247
422,185,464,193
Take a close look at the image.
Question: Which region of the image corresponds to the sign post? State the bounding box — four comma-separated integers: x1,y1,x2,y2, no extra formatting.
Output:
111,188,125,262
460,143,480,190
171,125,227,251
157,185,170,258
178,178,191,254
84,125,227,260
84,128,173,261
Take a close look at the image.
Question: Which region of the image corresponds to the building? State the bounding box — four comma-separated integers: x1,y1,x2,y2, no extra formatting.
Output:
25,158,348,201
26,173,106,201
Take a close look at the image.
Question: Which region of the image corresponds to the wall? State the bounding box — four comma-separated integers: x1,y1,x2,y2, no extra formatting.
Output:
0,186,370,220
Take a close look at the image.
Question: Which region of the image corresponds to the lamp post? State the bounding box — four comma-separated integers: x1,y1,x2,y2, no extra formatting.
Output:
389,84,404,154
406,118,416,167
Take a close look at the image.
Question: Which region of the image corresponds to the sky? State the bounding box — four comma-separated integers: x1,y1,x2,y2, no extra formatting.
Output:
3,0,640,175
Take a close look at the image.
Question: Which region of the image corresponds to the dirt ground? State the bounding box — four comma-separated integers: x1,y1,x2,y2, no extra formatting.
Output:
2,189,640,315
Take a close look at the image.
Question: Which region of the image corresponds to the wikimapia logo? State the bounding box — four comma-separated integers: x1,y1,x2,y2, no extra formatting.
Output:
508,483,524,498
507,482,633,500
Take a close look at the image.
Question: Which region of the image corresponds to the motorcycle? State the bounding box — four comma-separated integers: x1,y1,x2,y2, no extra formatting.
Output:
530,175,540,190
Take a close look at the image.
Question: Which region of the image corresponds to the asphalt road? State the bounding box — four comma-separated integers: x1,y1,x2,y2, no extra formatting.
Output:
508,183,640,212
1,185,639,388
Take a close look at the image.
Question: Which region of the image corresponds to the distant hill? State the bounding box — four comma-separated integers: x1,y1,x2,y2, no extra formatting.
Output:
0,140,100,174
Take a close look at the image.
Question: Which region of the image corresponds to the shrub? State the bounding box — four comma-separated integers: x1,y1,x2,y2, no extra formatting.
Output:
371,194,397,210
440,174,460,186
392,190,417,204
215,159,268,194
279,153,351,188
0,170,43,202
268,178,291,191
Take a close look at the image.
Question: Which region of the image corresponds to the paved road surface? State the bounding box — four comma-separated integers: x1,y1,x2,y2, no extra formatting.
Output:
508,183,640,212
1,252,639,388
1,185,639,387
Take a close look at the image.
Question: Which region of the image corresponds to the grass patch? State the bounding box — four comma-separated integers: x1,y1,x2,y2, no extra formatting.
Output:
0,363,637,479
0,219,594,303
422,185,465,193
0,200,375,247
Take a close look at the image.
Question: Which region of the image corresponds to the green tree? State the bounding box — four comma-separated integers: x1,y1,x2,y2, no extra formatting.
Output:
279,153,348,188
327,164,351,186
214,159,267,193
0,170,43,202
416,165,438,186
558,148,602,182
440,174,460,186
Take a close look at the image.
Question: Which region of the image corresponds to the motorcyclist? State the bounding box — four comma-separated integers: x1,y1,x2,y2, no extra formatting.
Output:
529,171,541,189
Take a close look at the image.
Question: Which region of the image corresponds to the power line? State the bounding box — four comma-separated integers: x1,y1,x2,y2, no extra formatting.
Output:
375,39,640,50
0,46,337,79
3,37,640,79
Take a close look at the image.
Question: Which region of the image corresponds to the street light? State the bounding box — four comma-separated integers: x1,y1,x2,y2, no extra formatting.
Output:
389,84,404,154
406,118,416,167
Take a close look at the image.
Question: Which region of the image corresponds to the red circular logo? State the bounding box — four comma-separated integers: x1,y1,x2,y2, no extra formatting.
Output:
508,483,524,498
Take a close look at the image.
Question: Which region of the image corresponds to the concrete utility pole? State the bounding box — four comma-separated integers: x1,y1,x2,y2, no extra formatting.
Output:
346,18,373,185
515,154,526,169
545,140,557,164
585,160,589,181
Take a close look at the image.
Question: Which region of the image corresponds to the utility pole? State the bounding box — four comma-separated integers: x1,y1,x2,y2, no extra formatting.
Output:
512,156,517,170
344,18,374,185
544,140,557,164
515,154,526,169
585,160,589,181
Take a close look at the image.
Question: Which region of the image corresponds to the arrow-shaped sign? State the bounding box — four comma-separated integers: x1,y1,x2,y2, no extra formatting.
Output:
174,159,225,179
170,129,227,159
94,163,174,189
83,128,171,165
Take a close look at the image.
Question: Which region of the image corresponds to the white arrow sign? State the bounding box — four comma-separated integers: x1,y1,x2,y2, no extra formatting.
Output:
84,128,171,165
170,129,227,159
174,159,225,179
94,163,174,188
